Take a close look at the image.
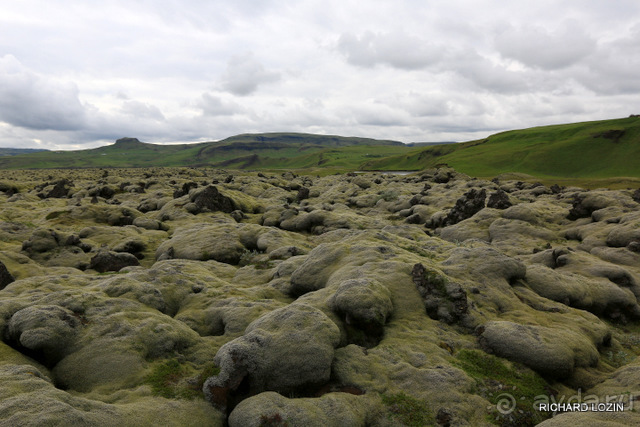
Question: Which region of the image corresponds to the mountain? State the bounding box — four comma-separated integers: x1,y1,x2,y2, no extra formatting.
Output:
1,119,640,184
0,133,410,170
0,148,49,156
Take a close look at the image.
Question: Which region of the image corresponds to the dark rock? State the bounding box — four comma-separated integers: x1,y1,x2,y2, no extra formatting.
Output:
295,187,310,203
45,179,71,198
550,184,565,194
113,239,146,258
89,250,140,273
98,186,115,199
173,181,198,198
230,210,246,222
633,189,640,204
433,170,451,183
443,188,486,226
189,185,237,214
567,194,612,220
0,182,19,196
412,263,468,324
405,213,423,224
436,408,453,427
0,260,15,290
107,209,135,226
486,189,512,209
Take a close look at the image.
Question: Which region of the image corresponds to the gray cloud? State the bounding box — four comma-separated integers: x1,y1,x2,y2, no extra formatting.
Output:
120,100,165,122
220,53,280,96
0,55,87,131
198,93,244,116
336,31,444,70
494,21,597,70
1,1,639,149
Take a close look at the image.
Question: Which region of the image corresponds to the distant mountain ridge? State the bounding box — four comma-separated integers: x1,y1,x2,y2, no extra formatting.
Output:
1,119,639,182
0,132,408,170
0,147,49,156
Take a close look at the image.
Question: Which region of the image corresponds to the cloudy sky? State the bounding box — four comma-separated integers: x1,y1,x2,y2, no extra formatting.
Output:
1,0,639,149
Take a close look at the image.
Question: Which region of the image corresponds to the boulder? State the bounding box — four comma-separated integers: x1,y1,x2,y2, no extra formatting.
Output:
89,250,140,273
525,264,640,320
443,188,486,226
328,278,393,338
479,320,603,379
289,244,349,296
228,392,370,427
188,185,236,214
412,263,468,324
486,189,512,209
155,223,246,264
203,304,341,412
5,305,80,366
0,260,15,290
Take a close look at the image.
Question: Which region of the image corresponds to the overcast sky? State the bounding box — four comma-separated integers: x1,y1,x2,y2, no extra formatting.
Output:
1,1,639,149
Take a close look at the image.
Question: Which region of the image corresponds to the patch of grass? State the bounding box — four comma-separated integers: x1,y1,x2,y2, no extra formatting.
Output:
378,189,399,202
453,349,551,426
400,244,436,259
239,249,275,270
147,359,185,399
146,359,220,400
381,392,434,427
602,349,635,368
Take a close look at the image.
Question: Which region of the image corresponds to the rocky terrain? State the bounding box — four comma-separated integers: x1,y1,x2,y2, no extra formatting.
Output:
1,167,639,426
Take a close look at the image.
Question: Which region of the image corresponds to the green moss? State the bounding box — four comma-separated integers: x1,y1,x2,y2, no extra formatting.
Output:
239,249,275,270
378,189,399,202
146,359,220,400
381,392,434,427
147,359,184,399
453,349,551,426
399,245,436,259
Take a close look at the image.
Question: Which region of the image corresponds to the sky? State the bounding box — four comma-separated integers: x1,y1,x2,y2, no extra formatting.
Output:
1,0,639,150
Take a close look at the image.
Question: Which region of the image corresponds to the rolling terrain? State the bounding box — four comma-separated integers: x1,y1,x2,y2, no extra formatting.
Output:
1,117,639,186
0,133,410,171
362,116,640,179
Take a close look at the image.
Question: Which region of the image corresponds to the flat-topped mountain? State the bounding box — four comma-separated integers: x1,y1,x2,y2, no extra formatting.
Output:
0,132,408,171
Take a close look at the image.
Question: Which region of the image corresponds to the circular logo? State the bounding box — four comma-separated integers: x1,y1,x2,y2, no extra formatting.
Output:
495,393,516,415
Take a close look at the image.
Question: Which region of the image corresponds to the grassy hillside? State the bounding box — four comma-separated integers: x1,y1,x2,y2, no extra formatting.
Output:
0,134,410,170
363,116,640,179
2,119,639,185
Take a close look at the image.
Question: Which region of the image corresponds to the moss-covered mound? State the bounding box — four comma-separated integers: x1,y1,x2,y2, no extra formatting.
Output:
1,167,639,426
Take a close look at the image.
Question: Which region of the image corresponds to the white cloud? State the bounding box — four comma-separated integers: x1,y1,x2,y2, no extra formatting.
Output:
220,53,280,96
494,21,597,70
198,93,244,116
336,31,445,70
0,1,639,149
120,100,166,121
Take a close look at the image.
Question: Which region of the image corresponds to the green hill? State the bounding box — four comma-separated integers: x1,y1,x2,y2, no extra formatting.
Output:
362,116,640,179
2,119,640,185
0,133,410,170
